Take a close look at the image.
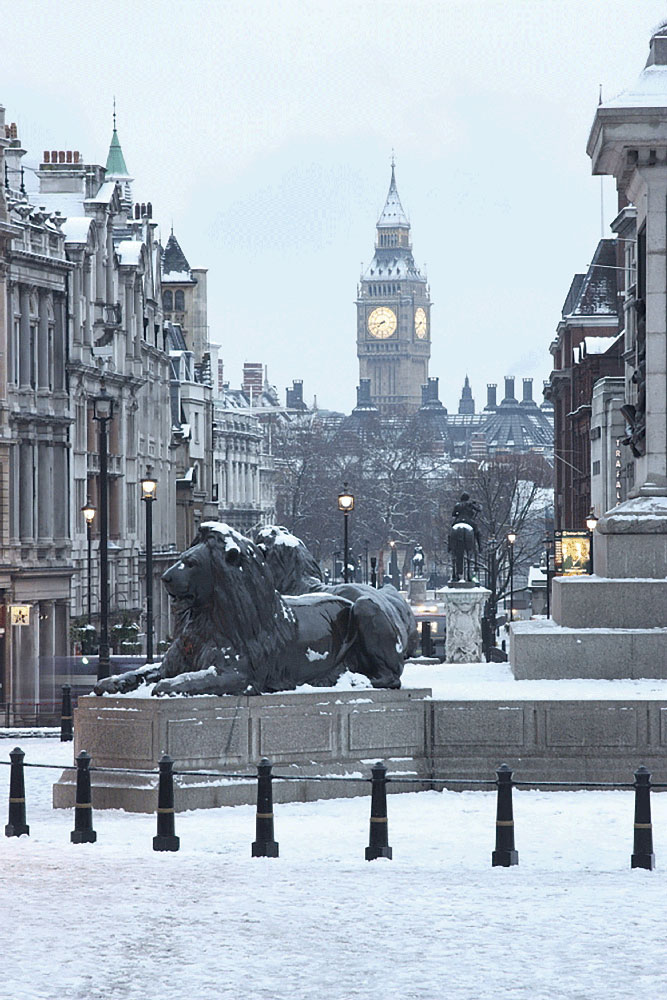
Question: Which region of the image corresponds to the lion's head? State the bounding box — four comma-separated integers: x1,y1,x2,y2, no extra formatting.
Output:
255,524,323,595
161,522,296,690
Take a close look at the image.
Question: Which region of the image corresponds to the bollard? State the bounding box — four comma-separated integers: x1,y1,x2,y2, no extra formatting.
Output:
631,766,655,871
252,758,279,858
153,754,180,852
60,685,73,742
71,751,97,844
365,761,392,861
421,621,433,658
5,747,29,838
491,763,518,867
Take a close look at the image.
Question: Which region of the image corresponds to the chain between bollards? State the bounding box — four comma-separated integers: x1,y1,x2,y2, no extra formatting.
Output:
491,763,518,867
365,761,392,861
153,754,179,852
252,758,279,857
71,751,97,844
5,746,29,838
631,765,655,870
60,685,73,742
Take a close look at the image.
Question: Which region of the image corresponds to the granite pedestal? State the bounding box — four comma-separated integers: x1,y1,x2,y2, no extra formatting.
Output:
440,586,490,663
53,688,432,812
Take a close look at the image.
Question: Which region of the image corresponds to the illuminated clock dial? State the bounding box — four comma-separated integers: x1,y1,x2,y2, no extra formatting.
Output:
414,307,427,339
367,306,397,339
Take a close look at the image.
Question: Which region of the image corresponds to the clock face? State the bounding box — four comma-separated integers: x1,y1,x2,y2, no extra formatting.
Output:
367,306,397,339
414,307,427,339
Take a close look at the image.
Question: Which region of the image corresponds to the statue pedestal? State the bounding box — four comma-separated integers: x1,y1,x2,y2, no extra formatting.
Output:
407,577,427,604
440,586,490,663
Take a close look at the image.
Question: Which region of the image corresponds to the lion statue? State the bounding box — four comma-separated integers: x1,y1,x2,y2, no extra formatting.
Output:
255,524,419,686
95,522,367,697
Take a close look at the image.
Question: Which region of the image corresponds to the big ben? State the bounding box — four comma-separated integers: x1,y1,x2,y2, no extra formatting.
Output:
356,163,431,415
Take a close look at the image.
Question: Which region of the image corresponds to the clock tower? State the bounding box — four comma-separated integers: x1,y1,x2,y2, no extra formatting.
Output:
356,164,431,416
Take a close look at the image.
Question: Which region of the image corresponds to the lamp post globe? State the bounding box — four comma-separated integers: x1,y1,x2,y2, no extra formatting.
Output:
92,387,114,681
337,483,354,583
507,529,516,623
140,475,158,664
586,509,598,575
81,500,96,627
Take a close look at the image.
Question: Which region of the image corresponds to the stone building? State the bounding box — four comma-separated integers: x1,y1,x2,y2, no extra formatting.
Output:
357,165,431,415
544,238,624,529
0,114,179,711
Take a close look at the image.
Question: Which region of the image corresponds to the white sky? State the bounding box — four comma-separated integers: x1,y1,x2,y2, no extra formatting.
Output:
3,0,666,412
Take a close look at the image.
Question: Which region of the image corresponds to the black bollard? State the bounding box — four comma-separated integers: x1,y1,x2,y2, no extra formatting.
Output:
421,621,433,658
60,685,73,742
5,747,29,838
71,751,97,844
153,754,180,852
365,761,392,861
491,763,518,867
631,766,655,871
252,758,279,857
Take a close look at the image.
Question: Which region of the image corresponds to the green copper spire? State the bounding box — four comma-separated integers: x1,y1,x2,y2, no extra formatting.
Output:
106,103,129,176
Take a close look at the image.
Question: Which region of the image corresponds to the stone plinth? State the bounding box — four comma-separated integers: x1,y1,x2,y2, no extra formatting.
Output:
552,575,667,629
441,586,490,663
595,493,667,579
407,577,427,604
53,688,432,812
510,618,667,680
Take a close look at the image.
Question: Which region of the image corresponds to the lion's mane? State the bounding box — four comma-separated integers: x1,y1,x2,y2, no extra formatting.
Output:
162,523,297,691
255,525,324,595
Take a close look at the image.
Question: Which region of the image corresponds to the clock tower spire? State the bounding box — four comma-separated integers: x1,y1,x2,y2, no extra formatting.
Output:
356,164,431,416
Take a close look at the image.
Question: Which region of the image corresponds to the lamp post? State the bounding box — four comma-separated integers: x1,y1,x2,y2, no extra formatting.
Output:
507,529,516,623
93,388,114,680
81,500,97,626
364,539,370,585
543,535,554,618
586,509,598,575
338,483,354,583
141,474,158,664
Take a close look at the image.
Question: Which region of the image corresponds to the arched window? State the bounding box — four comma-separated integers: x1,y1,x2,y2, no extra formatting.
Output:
174,290,185,311
163,290,173,311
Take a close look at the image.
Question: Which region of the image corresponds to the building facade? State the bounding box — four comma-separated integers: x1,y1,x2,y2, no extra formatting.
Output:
356,166,431,416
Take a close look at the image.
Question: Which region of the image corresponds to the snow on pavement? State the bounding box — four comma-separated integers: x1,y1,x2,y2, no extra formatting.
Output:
1,737,667,998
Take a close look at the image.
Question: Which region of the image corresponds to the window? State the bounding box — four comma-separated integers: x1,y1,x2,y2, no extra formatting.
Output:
163,290,173,311
174,290,185,311
592,461,600,476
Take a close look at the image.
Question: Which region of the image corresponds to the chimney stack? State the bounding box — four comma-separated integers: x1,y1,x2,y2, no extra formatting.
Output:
486,383,497,409
504,376,515,401
522,378,533,403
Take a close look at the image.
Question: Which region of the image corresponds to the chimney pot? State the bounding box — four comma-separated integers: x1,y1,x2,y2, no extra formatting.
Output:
51,150,57,163
73,151,80,163
43,151,50,163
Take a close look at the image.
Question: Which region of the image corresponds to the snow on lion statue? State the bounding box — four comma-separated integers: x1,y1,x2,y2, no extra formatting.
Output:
255,524,419,684
94,522,406,697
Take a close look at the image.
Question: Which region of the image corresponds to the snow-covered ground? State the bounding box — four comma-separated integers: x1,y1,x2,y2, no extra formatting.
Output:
401,659,667,700
2,736,667,999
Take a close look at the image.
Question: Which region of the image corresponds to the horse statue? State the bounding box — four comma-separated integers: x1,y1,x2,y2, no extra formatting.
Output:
448,492,481,583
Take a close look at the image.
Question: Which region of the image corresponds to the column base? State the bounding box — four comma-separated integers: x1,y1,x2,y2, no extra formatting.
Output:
491,849,518,867
365,846,392,861
252,841,279,858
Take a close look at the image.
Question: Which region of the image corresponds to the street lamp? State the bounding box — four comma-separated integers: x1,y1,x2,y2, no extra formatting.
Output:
141,474,158,664
338,482,354,583
507,529,516,623
586,509,598,575
81,500,96,626
93,387,114,681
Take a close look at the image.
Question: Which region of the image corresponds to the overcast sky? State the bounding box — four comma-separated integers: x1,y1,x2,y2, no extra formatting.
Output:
4,0,666,412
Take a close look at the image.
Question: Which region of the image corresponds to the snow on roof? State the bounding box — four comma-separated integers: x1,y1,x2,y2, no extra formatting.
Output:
86,181,117,205
116,240,143,266
162,270,194,284
603,65,667,109
32,192,86,219
377,165,410,228
62,216,94,244
582,334,621,356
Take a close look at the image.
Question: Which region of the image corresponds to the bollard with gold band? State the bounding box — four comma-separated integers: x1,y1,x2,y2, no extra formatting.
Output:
153,754,180,852
491,763,518,867
252,758,279,857
365,760,392,861
60,685,73,742
631,765,655,871
71,751,97,844
5,746,29,837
